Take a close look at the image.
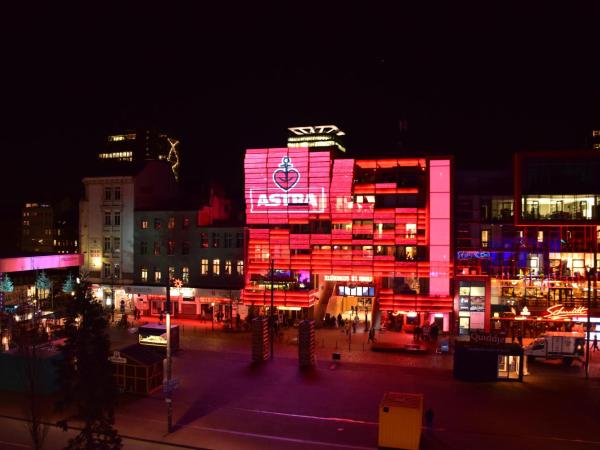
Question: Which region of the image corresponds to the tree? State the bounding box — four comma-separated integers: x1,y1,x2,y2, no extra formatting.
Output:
55,283,122,450
0,273,14,310
12,310,49,449
62,274,76,294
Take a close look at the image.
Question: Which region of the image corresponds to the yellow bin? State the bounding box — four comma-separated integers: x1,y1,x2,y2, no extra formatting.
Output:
378,392,423,450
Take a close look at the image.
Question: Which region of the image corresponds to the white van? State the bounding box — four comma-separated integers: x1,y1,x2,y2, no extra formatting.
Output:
525,332,585,366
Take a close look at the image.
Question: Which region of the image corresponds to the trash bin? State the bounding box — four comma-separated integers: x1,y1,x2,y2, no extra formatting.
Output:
378,392,423,450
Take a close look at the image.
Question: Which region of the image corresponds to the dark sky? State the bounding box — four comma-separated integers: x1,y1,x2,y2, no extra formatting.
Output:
0,4,598,210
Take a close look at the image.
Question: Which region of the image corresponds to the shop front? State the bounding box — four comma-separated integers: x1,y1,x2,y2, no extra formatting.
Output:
455,275,491,336
454,336,524,382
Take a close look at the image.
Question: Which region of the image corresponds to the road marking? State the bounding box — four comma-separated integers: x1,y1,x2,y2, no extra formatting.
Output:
230,407,378,426
0,439,32,448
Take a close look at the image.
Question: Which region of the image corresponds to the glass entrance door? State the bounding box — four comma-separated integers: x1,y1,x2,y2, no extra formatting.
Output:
459,316,470,336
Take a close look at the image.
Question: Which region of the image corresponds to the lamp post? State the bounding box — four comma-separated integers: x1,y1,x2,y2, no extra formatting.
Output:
211,302,215,333
586,266,595,379
164,277,173,433
270,258,275,360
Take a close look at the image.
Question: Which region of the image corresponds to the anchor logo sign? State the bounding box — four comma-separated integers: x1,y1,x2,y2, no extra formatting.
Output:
272,157,300,192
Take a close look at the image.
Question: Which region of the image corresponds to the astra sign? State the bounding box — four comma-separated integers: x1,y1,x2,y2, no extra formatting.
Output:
245,148,331,222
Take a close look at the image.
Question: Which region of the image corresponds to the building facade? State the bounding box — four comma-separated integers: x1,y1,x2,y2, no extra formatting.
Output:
243,144,453,331
79,161,179,307
21,199,79,255
454,151,600,337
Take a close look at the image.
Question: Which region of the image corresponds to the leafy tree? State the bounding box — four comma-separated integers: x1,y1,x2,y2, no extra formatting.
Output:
55,283,122,450
62,274,76,294
0,273,14,310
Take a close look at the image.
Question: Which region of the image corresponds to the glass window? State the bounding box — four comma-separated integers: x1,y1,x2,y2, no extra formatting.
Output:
140,241,148,255
182,241,190,255
114,263,121,278
114,211,120,226
104,211,111,226
104,187,111,201
212,233,220,248
537,230,544,243
237,260,244,275
225,260,232,275
153,241,160,256
104,237,111,253
213,259,220,275
167,240,175,255
141,219,149,229
168,266,175,281
201,259,209,275
114,187,121,201
481,230,489,248
141,268,148,282
154,269,162,283
236,232,244,248
224,233,232,248
103,263,111,278
182,217,190,229
168,217,175,230
113,237,120,253
154,219,162,230
406,223,416,239
200,233,209,248
182,266,189,284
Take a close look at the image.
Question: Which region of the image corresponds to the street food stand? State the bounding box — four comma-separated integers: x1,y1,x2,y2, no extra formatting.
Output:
454,335,524,382
138,323,179,352
110,344,163,395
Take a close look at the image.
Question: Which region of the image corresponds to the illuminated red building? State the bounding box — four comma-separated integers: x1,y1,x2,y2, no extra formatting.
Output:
243,138,453,331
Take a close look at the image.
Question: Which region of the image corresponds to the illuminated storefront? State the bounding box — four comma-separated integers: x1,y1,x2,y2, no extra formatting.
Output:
243,144,453,329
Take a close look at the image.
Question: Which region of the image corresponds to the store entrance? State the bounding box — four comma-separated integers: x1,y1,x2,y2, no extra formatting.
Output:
497,355,520,380
459,316,470,336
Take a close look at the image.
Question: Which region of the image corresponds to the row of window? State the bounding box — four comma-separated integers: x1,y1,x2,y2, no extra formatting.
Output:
104,187,121,201
104,211,121,226
139,260,244,283
138,231,243,249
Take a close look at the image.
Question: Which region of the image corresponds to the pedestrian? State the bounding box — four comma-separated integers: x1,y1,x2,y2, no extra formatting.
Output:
159,310,164,325
593,335,599,352
353,315,359,333
133,307,138,321
368,327,376,343
337,313,342,328
424,408,434,431
517,334,523,347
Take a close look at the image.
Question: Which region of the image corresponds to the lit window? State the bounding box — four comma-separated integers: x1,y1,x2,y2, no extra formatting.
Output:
168,217,175,230
154,269,162,283
182,267,189,284
201,259,209,275
114,264,121,278
141,268,148,282
114,237,120,253
481,230,489,248
104,188,111,201
168,266,175,281
141,219,149,229
114,211,120,226
406,224,416,239
213,259,220,275
237,260,244,275
103,263,111,278
537,231,544,243
225,260,232,275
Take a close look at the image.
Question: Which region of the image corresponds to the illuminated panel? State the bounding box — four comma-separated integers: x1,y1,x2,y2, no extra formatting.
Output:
245,148,332,224
429,159,451,296
0,254,83,273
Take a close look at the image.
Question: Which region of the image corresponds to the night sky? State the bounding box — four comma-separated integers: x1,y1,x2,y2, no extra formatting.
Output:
0,4,598,213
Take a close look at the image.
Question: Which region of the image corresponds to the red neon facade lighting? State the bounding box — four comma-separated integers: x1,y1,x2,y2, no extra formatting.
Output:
243,148,453,312
0,254,83,273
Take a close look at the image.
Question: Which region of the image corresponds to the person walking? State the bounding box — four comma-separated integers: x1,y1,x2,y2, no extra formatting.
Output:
424,408,434,432
593,335,599,352
337,313,343,328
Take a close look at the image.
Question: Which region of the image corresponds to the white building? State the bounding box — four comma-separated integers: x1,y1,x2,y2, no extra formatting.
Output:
79,161,179,307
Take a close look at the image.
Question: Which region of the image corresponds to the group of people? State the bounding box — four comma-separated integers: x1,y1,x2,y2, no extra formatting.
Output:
413,323,440,342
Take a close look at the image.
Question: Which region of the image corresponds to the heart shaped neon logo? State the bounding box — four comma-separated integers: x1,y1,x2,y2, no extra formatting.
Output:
273,157,300,191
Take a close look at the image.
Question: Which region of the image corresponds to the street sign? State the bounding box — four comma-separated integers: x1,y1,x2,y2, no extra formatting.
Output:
108,351,127,364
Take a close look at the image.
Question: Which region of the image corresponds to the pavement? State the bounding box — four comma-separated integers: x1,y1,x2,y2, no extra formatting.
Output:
2,315,600,449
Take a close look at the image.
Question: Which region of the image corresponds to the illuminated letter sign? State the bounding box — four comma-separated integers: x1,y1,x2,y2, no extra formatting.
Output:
457,251,491,259
245,149,331,220
323,275,373,282
543,305,588,320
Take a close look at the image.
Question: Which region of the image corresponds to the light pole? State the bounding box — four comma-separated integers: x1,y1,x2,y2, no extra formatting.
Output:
164,277,173,433
211,302,215,333
270,258,275,360
586,266,595,379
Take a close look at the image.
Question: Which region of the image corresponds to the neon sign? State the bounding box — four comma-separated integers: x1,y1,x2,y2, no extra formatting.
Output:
457,251,491,259
543,305,588,320
324,275,373,282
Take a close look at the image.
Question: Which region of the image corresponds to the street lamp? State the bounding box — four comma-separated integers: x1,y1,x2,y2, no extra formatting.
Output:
586,266,595,379
211,302,215,333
